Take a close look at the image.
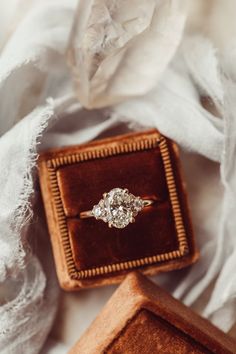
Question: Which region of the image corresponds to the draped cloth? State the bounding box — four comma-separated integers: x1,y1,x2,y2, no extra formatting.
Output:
0,1,236,353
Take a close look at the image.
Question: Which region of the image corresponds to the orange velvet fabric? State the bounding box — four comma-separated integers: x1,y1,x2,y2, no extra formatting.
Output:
108,310,212,354
69,272,236,354
58,147,179,270
39,130,198,290
57,133,195,269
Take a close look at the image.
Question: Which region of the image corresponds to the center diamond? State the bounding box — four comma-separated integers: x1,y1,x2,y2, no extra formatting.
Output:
92,188,144,229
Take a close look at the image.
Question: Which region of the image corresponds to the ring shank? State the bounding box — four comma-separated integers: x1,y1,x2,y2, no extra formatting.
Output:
80,210,93,219
80,198,154,219
143,199,154,207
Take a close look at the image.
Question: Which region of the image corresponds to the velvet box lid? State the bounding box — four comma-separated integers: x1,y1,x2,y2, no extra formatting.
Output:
38,129,198,290
69,272,236,354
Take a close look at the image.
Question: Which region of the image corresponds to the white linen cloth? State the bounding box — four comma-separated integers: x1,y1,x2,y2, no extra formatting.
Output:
0,0,236,353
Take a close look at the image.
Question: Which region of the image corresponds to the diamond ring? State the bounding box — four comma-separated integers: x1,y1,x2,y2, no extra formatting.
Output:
80,188,155,229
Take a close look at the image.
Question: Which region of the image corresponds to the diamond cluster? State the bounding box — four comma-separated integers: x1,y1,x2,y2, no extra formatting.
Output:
91,188,144,229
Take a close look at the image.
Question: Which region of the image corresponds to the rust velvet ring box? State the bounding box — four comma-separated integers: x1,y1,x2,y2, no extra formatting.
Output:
38,129,199,290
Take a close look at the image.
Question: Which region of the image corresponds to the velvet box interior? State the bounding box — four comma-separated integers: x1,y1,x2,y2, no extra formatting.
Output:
69,272,236,354
38,129,198,290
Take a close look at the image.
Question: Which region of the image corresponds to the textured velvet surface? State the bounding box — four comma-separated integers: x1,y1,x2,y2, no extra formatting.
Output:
69,272,236,354
39,130,198,289
108,310,212,354
56,135,194,271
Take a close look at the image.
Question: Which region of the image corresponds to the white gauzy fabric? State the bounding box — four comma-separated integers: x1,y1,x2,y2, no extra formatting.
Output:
0,1,236,353
69,0,186,108
203,51,236,329
0,2,78,353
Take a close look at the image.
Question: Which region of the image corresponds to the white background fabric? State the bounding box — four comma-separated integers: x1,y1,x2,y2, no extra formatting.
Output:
0,1,236,353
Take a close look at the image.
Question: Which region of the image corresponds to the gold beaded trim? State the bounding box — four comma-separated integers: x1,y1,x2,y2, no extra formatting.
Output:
46,135,189,280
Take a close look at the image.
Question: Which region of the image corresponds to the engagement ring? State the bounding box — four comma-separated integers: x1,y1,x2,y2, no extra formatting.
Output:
80,188,155,229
